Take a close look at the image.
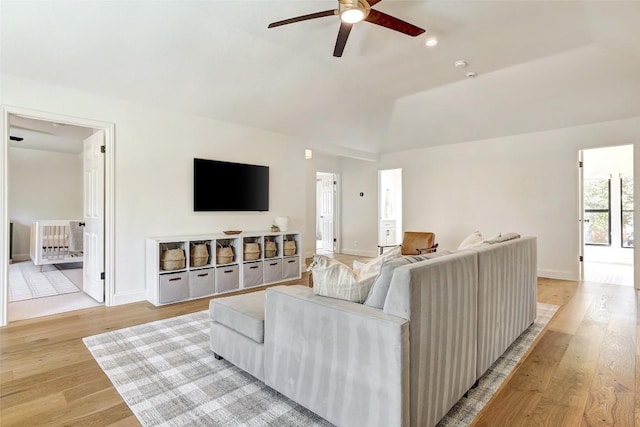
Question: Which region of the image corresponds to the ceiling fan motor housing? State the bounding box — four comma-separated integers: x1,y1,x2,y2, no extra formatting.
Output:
339,0,371,21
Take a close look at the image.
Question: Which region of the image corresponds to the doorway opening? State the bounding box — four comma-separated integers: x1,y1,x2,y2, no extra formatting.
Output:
579,145,634,286
1,106,115,326
316,172,337,255
378,168,402,248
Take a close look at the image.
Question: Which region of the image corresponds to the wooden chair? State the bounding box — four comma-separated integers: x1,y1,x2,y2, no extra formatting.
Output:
379,231,438,255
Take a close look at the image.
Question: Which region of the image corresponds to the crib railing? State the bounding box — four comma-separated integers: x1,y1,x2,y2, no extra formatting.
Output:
30,220,83,267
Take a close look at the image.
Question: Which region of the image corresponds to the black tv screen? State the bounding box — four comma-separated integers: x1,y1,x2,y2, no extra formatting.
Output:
193,158,269,211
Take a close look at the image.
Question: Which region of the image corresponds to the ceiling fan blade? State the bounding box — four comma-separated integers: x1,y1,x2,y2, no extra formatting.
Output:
268,9,337,28
365,9,425,36
333,22,353,57
368,0,382,6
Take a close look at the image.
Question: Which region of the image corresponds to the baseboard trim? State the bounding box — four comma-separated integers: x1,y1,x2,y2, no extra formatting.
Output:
538,269,577,281
11,254,30,262
112,290,146,306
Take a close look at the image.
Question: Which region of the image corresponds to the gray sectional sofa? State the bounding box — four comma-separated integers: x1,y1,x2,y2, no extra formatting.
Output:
209,236,537,426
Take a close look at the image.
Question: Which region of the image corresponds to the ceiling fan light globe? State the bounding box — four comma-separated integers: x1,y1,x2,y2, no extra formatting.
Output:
341,8,365,24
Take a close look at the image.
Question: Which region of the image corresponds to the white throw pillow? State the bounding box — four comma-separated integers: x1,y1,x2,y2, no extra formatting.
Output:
356,246,402,279
352,259,366,271
458,230,484,250
483,232,521,244
308,255,376,303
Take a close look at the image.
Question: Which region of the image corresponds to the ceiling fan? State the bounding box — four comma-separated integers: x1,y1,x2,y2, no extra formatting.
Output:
268,0,425,57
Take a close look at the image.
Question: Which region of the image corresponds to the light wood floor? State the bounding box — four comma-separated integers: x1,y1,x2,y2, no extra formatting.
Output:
0,259,638,426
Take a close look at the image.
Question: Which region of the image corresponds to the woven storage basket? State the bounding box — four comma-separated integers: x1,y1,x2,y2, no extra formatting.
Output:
216,246,234,264
244,242,260,261
284,240,296,256
160,248,185,271
264,240,277,258
190,243,209,267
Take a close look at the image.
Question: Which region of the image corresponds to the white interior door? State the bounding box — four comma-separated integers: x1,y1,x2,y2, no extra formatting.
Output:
319,174,335,252
83,130,105,302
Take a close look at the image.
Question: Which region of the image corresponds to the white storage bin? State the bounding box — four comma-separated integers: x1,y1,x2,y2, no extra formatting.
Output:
216,265,239,293
282,257,300,280
189,268,215,298
264,259,282,283
243,261,263,288
159,271,189,304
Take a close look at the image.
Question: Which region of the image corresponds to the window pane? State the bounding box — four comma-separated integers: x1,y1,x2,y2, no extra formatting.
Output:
584,212,610,245
584,179,610,210
622,211,634,248
621,176,634,211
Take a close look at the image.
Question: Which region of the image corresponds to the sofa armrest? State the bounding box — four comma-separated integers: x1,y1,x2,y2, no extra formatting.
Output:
264,285,409,427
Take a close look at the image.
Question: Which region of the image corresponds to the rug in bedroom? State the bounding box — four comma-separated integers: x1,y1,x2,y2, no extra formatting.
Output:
8,261,81,302
83,302,558,426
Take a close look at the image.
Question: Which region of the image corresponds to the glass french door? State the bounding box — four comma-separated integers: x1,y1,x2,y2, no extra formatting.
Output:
584,177,611,246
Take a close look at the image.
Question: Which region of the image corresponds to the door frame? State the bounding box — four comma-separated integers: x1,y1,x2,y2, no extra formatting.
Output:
0,105,115,326
578,144,635,284
578,150,585,281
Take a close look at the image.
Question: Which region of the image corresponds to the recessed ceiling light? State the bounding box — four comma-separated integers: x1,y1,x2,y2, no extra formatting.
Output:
425,37,438,47
454,60,468,68
466,71,477,78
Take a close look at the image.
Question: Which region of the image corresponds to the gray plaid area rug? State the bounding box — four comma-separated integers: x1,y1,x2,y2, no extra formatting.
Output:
83,303,558,427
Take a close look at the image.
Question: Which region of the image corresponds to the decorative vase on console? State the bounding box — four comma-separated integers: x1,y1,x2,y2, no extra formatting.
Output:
275,216,289,232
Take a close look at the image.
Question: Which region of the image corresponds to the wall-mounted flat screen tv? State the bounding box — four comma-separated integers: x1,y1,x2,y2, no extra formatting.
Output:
193,158,269,211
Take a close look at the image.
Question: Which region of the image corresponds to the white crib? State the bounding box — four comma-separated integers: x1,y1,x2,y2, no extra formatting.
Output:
30,220,84,269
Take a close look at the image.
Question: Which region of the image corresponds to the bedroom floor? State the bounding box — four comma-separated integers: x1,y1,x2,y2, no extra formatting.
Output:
9,292,103,322
8,261,102,322
583,261,634,287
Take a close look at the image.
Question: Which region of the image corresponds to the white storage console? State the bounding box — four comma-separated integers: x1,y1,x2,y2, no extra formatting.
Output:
146,231,302,306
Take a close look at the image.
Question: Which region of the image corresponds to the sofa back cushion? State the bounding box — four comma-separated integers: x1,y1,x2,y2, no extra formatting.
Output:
364,254,441,309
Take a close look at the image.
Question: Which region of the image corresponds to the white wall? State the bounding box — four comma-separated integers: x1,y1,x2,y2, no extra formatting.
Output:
2,74,311,304
341,117,640,281
8,147,83,260
3,73,640,302
341,157,379,257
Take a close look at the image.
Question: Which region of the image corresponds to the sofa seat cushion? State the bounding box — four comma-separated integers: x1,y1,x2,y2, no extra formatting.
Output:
209,290,265,343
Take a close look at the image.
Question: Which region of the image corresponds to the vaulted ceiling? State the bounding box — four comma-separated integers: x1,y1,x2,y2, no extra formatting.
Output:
2,1,639,157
